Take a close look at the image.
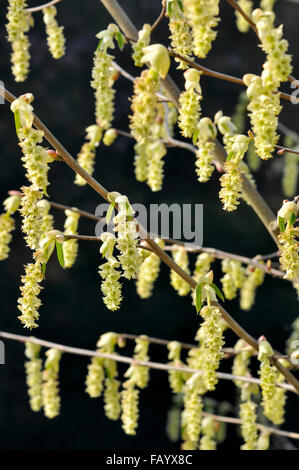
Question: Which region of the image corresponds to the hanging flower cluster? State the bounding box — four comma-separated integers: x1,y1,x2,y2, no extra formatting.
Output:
277,200,299,280
232,339,254,389
132,24,151,67
0,194,20,261
37,199,54,235
25,341,43,412
136,238,164,298
167,0,193,69
121,337,150,435
239,398,258,450
181,373,203,448
170,245,191,296
193,253,214,282
200,416,217,450
98,233,123,312
282,145,299,198
221,259,245,300
235,1,253,33
182,0,220,59
240,262,265,310
195,118,217,183
63,209,80,268
42,348,62,419
167,341,185,394
178,69,202,139
219,134,251,211
43,6,65,59
75,125,102,186
6,0,31,82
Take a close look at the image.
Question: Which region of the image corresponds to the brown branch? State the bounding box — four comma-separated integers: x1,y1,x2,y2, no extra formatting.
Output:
276,145,299,156
27,0,62,13
151,0,166,32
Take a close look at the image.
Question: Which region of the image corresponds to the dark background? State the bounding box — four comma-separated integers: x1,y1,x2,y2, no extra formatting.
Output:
0,0,298,450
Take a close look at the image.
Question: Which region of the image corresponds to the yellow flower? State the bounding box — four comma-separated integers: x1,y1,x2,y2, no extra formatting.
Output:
17,257,44,329
240,263,265,310
132,24,151,67
43,6,65,59
240,400,258,450
178,69,202,138
170,246,191,296
121,383,140,435
200,417,217,450
235,1,253,33
0,213,15,261
63,209,80,268
42,348,62,419
136,239,164,298
25,342,43,411
19,185,44,250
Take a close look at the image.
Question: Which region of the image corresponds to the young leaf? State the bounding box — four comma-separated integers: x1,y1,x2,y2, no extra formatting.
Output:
195,283,202,313
289,211,296,226
117,32,125,50
226,151,234,161
192,128,199,145
41,263,47,276
14,110,21,137
278,216,286,233
96,38,104,51
55,240,65,268
211,283,224,302
167,0,173,16
106,202,115,224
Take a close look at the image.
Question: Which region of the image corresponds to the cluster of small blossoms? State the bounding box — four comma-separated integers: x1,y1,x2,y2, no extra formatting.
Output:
261,0,276,11
178,69,202,139
6,0,31,82
75,125,102,185
98,233,123,311
198,305,225,390
43,6,65,59
63,209,80,268
243,71,281,161
167,0,193,69
0,194,20,261
181,373,204,449
277,200,299,280
235,1,253,33
19,185,44,250
17,252,44,329
85,333,121,422
112,193,142,279
240,398,258,450
194,117,217,183
24,342,43,412
286,317,299,354
253,9,292,88
167,341,185,394
232,339,254,389
170,246,191,296
132,24,151,66
256,430,271,450
193,253,214,282
221,259,245,300
37,199,54,235
182,0,220,59
240,263,265,310
219,134,251,211
136,238,164,298
257,338,286,425
42,348,62,419
91,25,120,130
200,416,217,450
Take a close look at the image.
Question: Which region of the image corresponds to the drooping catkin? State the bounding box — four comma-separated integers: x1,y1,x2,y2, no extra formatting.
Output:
195,118,217,183
121,383,140,435
136,238,164,298
167,341,185,394
0,194,20,261
282,151,299,198
75,125,102,185
19,185,44,250
235,1,253,33
200,416,217,450
17,256,44,329
37,199,54,235
85,356,105,398
132,24,151,67
193,253,214,282
6,0,31,82
182,374,203,445
277,200,299,280
98,233,123,311
232,339,254,389
182,0,220,59
240,263,265,311
168,1,193,69
43,6,65,59
170,246,191,296
63,209,80,268
24,341,43,412
240,400,258,450
42,348,62,419
178,69,202,139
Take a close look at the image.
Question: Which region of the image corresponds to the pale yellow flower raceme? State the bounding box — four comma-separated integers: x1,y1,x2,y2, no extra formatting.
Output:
178,69,202,139
132,24,151,67
43,6,65,59
168,1,193,69
63,209,80,269
24,341,43,412
240,263,265,310
277,201,299,280
0,194,20,261
17,255,44,329
136,239,164,298
6,0,31,82
42,348,62,419
235,1,253,33
170,246,191,296
75,125,102,185
98,233,123,311
240,400,258,450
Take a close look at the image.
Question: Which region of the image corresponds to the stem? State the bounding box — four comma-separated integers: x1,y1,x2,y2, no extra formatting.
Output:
27,0,62,13
151,0,166,32
0,330,294,393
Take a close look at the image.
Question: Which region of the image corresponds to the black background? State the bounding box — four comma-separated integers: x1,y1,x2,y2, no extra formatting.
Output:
0,0,298,450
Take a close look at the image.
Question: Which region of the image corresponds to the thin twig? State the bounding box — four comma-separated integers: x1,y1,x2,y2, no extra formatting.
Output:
0,330,294,393
151,0,166,32
275,145,299,156
27,0,62,13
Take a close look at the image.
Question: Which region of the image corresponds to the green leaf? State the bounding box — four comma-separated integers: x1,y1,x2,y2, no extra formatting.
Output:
96,38,104,51
278,216,286,233
167,1,172,16
195,283,202,313
226,151,234,161
117,32,124,50
106,202,115,224
289,211,296,226
55,240,65,268
41,263,47,276
208,123,215,137
177,0,184,12
192,128,199,145
211,283,224,302
14,110,21,137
